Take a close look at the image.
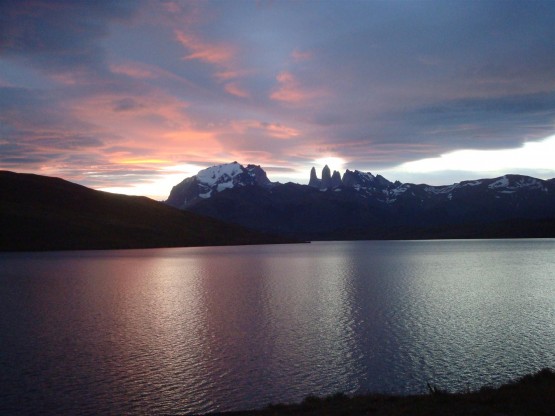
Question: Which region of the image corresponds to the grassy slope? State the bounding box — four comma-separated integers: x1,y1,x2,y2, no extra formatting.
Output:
0,171,292,251
214,369,555,416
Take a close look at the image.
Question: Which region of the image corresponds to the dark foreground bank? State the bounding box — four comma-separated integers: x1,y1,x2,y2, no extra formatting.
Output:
209,369,554,416
0,171,295,251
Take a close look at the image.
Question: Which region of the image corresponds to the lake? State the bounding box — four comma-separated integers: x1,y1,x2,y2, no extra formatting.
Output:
1,240,554,414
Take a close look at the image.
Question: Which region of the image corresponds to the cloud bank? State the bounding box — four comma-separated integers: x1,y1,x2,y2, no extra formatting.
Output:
1,0,554,198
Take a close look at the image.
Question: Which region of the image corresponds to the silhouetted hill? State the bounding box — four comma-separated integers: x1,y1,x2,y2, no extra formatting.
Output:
0,171,292,251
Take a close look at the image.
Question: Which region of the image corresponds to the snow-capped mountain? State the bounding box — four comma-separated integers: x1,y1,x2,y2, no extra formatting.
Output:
311,166,552,206
166,163,555,240
166,162,272,209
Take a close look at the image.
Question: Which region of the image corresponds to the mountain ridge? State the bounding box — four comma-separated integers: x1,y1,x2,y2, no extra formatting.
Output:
165,162,555,240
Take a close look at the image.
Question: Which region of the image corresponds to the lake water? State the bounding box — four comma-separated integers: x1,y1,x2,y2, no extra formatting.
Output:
0,240,554,415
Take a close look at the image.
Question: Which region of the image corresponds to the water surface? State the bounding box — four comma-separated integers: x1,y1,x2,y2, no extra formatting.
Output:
1,240,554,414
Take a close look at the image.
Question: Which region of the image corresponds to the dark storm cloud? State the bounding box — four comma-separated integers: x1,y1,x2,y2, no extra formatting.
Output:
0,135,103,168
270,0,555,164
310,0,555,88
0,0,138,73
0,139,63,166
0,85,108,172
0,156,45,165
0,86,91,134
407,92,555,141
357,91,555,153
33,135,104,149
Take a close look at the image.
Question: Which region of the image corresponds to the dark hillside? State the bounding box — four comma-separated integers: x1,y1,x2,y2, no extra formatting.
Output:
188,183,555,240
0,171,292,251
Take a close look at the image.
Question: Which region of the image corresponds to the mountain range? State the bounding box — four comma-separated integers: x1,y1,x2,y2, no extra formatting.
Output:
0,171,292,251
166,162,555,240
2,163,554,251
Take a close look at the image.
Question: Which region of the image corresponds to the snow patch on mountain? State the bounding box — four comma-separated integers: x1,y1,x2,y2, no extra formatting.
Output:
197,162,243,187
510,177,545,190
165,162,273,209
391,185,409,196
425,184,457,195
217,182,234,192
425,180,483,196
488,175,546,192
463,180,482,187
489,176,510,189
356,171,375,182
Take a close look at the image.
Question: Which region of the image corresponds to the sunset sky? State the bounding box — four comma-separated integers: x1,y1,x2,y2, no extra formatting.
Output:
1,0,555,199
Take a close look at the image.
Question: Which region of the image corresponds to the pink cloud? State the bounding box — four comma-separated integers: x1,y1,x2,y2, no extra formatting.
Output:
270,71,327,104
215,69,254,81
64,89,231,167
47,72,82,85
230,120,300,139
224,82,250,98
175,30,234,66
109,60,211,95
162,1,182,14
291,49,313,62
110,63,156,79
263,122,300,139
174,30,256,98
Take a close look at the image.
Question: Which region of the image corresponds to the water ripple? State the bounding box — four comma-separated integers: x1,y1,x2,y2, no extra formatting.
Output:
0,240,554,414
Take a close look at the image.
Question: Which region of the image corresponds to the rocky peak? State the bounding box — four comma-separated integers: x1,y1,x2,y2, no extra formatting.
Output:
309,166,321,188
245,164,271,187
331,170,342,188
309,165,343,190
342,169,374,188
321,165,332,189
375,174,392,187
166,162,273,209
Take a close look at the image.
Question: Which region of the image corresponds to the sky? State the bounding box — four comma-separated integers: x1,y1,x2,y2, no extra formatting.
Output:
1,0,555,200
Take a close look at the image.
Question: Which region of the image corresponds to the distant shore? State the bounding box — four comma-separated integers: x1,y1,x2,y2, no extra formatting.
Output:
208,368,554,416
